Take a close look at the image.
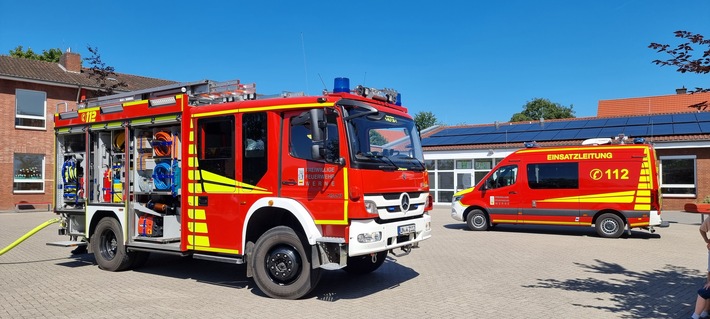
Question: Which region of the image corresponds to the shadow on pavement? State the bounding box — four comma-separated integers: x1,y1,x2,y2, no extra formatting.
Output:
105,252,418,300
443,223,661,239
523,259,700,319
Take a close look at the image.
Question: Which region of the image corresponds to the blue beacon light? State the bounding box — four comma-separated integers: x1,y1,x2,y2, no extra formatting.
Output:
333,77,350,93
395,93,402,106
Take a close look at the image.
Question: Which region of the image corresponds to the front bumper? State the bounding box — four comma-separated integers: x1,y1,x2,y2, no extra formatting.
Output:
451,201,466,222
348,213,431,257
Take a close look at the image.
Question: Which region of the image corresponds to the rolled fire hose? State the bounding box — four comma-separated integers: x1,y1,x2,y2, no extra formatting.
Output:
0,218,61,256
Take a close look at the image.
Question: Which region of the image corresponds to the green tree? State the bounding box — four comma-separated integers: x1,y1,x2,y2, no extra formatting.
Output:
8,45,62,62
413,111,440,129
84,46,127,96
649,30,709,94
510,98,575,122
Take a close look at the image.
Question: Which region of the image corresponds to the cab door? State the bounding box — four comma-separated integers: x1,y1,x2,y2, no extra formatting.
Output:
279,108,348,224
481,164,522,223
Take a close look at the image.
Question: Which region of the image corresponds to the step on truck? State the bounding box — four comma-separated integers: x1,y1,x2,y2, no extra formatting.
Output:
451,137,667,238
52,77,432,299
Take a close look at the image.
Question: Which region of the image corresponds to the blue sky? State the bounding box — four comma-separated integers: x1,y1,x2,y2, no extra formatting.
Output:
1,1,708,125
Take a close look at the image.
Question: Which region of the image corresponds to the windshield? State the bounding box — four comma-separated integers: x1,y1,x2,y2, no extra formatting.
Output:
343,104,425,171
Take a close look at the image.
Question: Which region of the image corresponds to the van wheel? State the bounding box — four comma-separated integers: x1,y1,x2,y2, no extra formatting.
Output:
596,213,624,238
466,209,489,231
251,226,321,299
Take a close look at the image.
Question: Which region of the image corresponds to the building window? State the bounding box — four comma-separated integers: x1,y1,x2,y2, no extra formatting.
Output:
660,155,696,197
425,157,502,203
16,89,46,129
14,153,45,193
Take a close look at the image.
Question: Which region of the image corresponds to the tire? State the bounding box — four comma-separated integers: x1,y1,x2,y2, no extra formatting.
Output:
251,226,321,299
595,213,625,238
91,218,133,271
343,251,387,275
466,209,489,231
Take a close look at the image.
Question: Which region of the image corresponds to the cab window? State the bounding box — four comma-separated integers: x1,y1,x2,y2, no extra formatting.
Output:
289,110,339,161
197,116,235,178
485,165,517,189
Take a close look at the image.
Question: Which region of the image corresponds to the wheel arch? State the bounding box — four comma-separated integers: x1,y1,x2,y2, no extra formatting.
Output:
592,209,627,226
463,205,490,224
242,198,322,251
88,210,121,242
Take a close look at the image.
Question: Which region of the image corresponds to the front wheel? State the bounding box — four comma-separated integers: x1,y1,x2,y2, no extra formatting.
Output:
595,213,625,238
251,226,321,299
343,251,387,275
90,218,133,271
466,209,489,231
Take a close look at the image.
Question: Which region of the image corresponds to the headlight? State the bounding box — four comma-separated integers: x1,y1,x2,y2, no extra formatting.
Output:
452,195,463,203
364,200,378,214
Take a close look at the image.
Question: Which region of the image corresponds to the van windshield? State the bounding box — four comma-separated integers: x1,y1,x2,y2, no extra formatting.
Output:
484,165,518,189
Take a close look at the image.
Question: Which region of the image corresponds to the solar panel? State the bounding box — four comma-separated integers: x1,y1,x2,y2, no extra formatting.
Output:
584,119,608,128
648,124,674,135
699,122,710,133
697,112,710,122
649,114,674,124
626,116,650,125
506,123,537,133
476,126,498,134
459,135,483,144
543,122,568,129
563,121,588,129
575,128,602,139
599,127,624,137
672,113,698,123
673,123,701,134
552,130,579,140
475,134,498,144
623,126,648,136
530,130,559,141
604,118,628,127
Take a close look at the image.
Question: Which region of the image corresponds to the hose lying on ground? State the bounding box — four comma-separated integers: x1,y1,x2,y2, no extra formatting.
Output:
0,218,61,256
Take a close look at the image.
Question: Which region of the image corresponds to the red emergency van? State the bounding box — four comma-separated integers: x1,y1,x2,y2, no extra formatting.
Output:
451,138,667,238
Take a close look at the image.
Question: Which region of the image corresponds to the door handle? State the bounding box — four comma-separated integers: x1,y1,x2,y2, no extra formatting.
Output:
282,179,297,186
509,191,517,194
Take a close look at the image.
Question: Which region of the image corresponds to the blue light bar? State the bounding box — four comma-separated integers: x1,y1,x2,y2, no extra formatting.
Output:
633,137,645,144
396,93,402,106
333,77,350,93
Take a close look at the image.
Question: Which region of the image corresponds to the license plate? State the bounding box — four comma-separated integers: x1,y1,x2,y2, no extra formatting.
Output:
398,224,416,235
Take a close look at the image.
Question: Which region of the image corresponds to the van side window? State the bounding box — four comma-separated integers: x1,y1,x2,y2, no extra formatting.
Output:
486,165,518,189
527,162,579,189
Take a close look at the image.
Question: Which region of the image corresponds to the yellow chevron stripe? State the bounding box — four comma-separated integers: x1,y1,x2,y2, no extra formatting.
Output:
188,209,206,220
187,235,210,246
187,246,239,254
188,222,208,233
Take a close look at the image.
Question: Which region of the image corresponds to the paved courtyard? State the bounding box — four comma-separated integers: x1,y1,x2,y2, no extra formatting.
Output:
0,207,707,318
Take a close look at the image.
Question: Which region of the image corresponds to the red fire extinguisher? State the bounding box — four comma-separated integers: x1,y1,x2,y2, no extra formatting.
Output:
102,168,111,202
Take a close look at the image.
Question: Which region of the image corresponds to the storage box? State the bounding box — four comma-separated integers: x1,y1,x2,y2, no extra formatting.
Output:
138,215,163,237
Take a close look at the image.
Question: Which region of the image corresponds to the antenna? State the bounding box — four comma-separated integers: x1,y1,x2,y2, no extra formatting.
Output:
301,32,309,94
317,73,327,93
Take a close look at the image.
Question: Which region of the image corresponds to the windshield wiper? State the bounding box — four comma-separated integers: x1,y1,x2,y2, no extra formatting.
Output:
356,152,399,170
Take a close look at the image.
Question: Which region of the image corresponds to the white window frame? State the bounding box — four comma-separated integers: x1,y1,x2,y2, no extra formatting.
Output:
13,153,45,193
659,155,696,198
15,89,47,130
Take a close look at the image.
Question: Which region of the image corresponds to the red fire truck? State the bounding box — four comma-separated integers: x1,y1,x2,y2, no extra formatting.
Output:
451,138,667,238
52,77,432,299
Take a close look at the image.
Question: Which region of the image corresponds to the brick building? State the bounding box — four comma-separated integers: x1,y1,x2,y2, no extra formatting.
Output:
0,51,174,211
422,90,710,211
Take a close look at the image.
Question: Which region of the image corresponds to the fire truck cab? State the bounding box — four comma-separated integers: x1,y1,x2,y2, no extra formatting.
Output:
451,138,667,238
52,78,432,299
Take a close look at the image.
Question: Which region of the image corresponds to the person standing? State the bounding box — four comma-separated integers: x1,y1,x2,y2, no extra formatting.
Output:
692,217,710,319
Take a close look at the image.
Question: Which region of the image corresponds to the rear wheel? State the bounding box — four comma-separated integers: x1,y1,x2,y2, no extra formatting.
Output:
466,209,489,231
343,251,387,275
251,226,321,299
595,213,625,238
91,218,133,271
